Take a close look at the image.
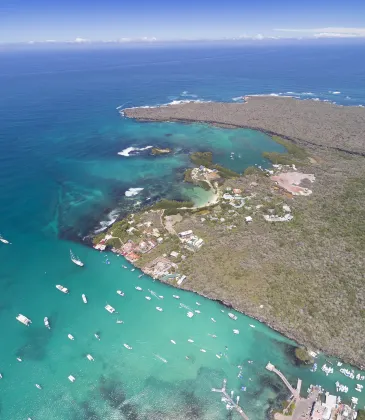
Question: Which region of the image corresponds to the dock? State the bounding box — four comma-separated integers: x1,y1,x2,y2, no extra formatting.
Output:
266,362,300,400
212,378,249,419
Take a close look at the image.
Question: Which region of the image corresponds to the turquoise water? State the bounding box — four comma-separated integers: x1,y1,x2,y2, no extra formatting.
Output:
1,46,365,419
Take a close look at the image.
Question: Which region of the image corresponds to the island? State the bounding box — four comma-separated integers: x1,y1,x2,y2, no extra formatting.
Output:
95,97,365,367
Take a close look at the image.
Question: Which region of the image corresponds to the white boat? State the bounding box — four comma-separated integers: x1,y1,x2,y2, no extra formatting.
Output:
233,329,240,334
145,296,151,300
188,339,194,343
170,340,176,344
56,285,69,294
138,274,144,278
249,324,255,328
221,309,225,313
172,295,180,299
156,307,163,312
228,313,237,320
70,249,84,267
216,354,221,359
16,314,32,326
135,286,142,291
187,312,194,318
122,265,127,269
17,357,22,362
94,333,100,340
131,268,135,272
211,318,216,323
35,384,42,390
195,310,201,314
116,319,124,324
82,294,87,303
44,317,50,329
68,334,74,340
123,343,132,350
116,290,125,296
159,295,164,299
0,373,2,379
86,354,94,361
196,302,201,306
200,349,206,353
0,235,10,244
68,375,76,383
105,304,116,313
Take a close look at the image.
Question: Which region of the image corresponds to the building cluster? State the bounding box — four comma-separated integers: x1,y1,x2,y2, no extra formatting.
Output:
310,392,357,420
178,230,204,251
143,256,178,279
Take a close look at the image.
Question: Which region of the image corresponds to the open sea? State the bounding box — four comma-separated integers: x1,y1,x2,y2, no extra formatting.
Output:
1,43,365,419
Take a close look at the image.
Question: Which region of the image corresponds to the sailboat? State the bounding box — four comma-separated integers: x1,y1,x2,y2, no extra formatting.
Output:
0,234,10,244
70,249,84,267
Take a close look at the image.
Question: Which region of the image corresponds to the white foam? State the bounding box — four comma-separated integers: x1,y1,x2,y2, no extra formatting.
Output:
125,188,144,197
118,146,153,157
181,91,198,98
329,91,341,94
232,96,243,101
94,209,119,233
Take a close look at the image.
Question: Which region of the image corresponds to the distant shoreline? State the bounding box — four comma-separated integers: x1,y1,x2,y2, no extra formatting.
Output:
124,96,365,156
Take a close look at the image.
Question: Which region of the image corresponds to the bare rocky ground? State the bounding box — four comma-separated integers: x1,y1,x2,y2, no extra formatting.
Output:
121,99,365,366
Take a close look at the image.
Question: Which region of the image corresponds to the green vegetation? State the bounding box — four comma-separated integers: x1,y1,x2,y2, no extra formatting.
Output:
92,232,106,245
152,199,194,210
281,401,295,416
243,166,264,176
294,347,314,364
184,168,194,183
197,180,211,191
263,136,308,165
357,409,365,420
106,237,122,249
189,151,239,178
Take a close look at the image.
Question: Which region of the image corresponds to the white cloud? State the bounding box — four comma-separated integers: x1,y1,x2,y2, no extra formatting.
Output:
237,33,279,41
275,27,365,38
73,37,89,43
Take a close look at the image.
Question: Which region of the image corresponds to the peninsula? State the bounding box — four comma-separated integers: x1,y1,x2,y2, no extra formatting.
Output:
97,97,365,367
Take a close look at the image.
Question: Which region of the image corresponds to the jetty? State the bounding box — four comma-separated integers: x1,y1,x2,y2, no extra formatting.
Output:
211,378,249,419
266,362,300,400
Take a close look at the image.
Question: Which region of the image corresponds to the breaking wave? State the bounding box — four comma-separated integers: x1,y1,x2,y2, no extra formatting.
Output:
94,209,120,233
118,146,153,157
125,187,144,197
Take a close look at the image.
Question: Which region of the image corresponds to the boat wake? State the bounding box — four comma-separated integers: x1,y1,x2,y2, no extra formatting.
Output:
118,146,153,157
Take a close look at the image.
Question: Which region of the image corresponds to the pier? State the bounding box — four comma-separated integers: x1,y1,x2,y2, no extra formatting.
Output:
266,362,300,400
211,378,249,419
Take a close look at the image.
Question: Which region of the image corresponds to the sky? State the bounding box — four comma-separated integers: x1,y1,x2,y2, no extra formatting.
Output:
1,0,365,43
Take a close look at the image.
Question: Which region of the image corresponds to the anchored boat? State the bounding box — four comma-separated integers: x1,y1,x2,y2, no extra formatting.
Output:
68,375,76,383
105,304,116,313
228,313,237,321
123,343,132,350
82,294,87,303
16,314,32,326
117,290,125,296
70,249,84,267
56,285,69,294
0,234,10,244
44,317,50,329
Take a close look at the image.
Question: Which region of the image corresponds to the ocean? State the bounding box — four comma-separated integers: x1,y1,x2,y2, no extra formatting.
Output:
0,43,365,419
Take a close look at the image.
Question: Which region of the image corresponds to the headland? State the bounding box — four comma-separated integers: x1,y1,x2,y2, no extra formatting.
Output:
95,97,365,367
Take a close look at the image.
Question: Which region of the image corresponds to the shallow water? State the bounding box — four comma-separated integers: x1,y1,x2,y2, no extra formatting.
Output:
1,45,365,419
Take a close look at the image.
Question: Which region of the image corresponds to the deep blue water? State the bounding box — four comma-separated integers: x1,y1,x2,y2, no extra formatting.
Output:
1,44,365,419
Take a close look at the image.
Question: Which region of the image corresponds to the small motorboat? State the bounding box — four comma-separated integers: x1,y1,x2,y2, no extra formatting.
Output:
156,307,163,312
82,294,87,303
228,313,237,321
221,309,225,313
138,274,144,278
233,329,240,335
172,295,180,299
159,295,164,299
187,312,194,318
216,354,221,359
0,373,2,379
86,354,94,361
105,304,116,314
211,318,216,323
196,302,201,306
94,333,100,340
35,384,42,390
145,296,151,300
200,349,206,353
68,334,74,340
44,317,50,329
116,290,125,296
0,235,10,244
135,286,142,291
170,340,176,344
195,310,201,314
16,314,32,326
56,285,69,294
123,344,132,350
249,324,255,328
17,357,22,362
122,265,127,269
131,268,135,272
68,375,76,383
188,339,194,343
116,319,124,324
